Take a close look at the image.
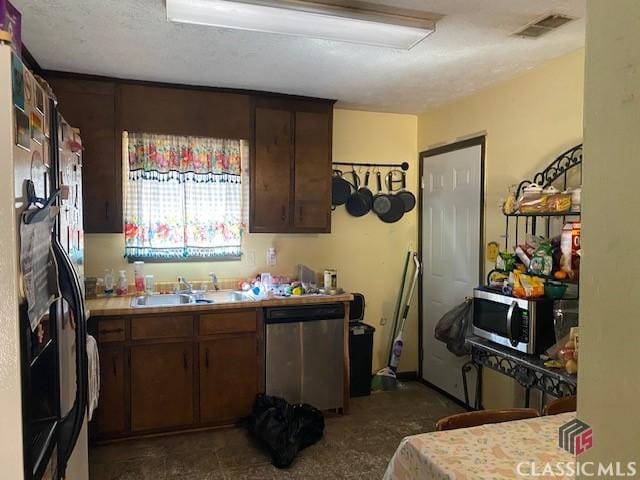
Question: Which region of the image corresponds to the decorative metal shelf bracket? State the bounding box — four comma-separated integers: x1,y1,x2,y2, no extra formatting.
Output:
516,144,583,196
472,348,577,399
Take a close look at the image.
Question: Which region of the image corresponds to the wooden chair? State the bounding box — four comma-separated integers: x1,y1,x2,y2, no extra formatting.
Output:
435,408,540,431
543,396,577,415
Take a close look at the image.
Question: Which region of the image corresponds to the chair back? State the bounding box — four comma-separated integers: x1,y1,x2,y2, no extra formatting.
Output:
543,396,577,415
435,408,540,431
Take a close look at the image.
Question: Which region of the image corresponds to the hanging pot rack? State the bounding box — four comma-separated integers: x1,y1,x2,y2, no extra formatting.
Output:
332,161,409,171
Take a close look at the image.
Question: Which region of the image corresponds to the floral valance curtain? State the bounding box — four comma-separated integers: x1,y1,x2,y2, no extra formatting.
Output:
124,132,249,259
127,133,242,183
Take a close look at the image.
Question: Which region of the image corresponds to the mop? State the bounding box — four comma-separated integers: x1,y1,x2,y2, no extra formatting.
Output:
372,253,421,391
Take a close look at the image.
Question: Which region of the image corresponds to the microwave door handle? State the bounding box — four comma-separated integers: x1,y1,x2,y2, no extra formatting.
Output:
506,301,519,347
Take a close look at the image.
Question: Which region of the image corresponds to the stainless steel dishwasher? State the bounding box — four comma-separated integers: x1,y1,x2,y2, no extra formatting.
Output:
264,303,345,411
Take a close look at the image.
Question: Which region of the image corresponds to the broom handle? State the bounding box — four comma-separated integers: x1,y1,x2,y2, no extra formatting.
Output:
397,254,421,334
388,250,411,364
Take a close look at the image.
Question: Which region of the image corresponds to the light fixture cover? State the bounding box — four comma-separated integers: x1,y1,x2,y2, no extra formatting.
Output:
166,0,436,49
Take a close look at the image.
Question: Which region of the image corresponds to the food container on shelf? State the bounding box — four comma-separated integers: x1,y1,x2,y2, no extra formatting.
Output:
545,282,568,300
547,193,572,213
570,187,582,212
517,183,547,213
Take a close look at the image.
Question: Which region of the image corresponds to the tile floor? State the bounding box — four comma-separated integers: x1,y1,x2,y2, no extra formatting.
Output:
89,382,463,479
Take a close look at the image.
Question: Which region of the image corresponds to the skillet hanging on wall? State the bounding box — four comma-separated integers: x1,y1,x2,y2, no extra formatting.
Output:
388,170,416,213
379,173,405,223
356,170,374,208
372,170,392,216
346,170,371,217
332,169,352,207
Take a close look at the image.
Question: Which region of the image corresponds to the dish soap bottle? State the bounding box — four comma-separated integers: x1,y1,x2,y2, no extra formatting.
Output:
133,261,145,293
116,270,129,296
104,269,114,295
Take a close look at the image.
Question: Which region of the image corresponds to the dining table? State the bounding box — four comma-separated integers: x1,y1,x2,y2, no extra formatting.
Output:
384,412,577,480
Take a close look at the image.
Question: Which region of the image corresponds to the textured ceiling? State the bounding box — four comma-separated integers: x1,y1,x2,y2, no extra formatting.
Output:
13,0,585,113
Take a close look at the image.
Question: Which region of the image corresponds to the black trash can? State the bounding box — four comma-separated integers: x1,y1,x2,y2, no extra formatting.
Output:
349,323,376,397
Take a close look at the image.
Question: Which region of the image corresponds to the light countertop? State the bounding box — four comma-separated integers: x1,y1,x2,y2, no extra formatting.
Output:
86,291,354,317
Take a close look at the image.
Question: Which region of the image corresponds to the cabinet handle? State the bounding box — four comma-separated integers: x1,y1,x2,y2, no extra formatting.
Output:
205,348,209,369
183,351,188,371
281,205,286,222
100,328,124,335
105,201,109,220
112,356,117,376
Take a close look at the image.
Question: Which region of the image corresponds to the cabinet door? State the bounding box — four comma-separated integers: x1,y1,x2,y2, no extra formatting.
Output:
95,346,126,435
293,110,332,232
130,343,194,431
251,107,292,233
200,336,258,423
46,77,119,233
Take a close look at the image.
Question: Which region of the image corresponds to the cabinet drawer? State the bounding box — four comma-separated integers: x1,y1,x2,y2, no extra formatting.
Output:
97,319,126,343
200,310,257,336
131,315,193,340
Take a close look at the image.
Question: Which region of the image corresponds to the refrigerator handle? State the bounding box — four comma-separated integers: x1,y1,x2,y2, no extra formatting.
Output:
52,233,88,478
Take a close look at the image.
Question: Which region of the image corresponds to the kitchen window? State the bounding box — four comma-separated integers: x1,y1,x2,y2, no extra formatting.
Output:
123,132,249,261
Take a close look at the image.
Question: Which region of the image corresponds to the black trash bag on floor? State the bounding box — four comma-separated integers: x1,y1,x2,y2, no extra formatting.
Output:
247,394,324,468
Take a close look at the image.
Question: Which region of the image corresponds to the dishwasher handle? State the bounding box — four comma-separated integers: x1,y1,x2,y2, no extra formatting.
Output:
265,303,345,323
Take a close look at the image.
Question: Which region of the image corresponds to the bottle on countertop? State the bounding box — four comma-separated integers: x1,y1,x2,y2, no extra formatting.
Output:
145,275,155,295
133,261,145,293
104,269,114,295
267,247,277,266
116,270,128,296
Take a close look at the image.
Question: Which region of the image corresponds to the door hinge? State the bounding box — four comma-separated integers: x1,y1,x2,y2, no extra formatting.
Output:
420,176,425,190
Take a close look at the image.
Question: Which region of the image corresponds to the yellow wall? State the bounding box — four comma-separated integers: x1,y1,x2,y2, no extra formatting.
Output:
417,49,585,408
85,109,419,373
578,0,640,469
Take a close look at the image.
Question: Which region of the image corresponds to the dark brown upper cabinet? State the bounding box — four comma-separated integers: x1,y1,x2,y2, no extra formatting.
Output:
47,71,332,235
251,98,333,233
47,77,120,233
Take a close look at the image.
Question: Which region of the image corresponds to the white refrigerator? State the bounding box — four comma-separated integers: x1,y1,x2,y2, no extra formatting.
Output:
0,40,89,480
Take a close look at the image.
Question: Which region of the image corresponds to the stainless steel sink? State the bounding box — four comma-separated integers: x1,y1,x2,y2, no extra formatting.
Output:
130,293,196,308
227,291,248,302
130,290,252,308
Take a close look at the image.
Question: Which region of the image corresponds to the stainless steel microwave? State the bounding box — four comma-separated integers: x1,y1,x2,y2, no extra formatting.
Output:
472,288,556,354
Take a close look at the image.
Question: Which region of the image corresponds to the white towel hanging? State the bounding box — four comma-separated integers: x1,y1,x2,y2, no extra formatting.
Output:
86,335,100,421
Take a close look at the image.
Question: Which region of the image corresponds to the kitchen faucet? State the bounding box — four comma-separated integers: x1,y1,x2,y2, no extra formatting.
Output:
176,276,193,294
209,273,219,291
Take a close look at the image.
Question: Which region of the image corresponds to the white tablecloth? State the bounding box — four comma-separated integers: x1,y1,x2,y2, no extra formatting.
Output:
384,412,576,480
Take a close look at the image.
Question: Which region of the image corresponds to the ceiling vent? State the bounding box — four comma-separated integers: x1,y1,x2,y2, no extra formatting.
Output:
514,14,575,38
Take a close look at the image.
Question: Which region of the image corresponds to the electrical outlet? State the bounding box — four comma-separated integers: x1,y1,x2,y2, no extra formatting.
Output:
245,250,256,266
380,317,388,326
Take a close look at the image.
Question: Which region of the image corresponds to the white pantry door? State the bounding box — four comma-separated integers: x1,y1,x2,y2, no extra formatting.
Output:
421,139,483,404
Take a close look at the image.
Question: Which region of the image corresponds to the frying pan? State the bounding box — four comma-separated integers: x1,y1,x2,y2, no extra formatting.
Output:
372,171,392,216
332,169,352,207
379,183,405,223
357,170,374,207
389,170,416,213
346,171,371,217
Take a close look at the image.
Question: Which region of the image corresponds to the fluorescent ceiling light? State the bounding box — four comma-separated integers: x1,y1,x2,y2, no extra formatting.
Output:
166,0,437,50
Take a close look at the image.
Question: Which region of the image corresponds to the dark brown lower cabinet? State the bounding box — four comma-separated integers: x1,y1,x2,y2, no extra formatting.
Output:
91,309,261,440
199,335,259,423
96,346,126,434
130,342,194,432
